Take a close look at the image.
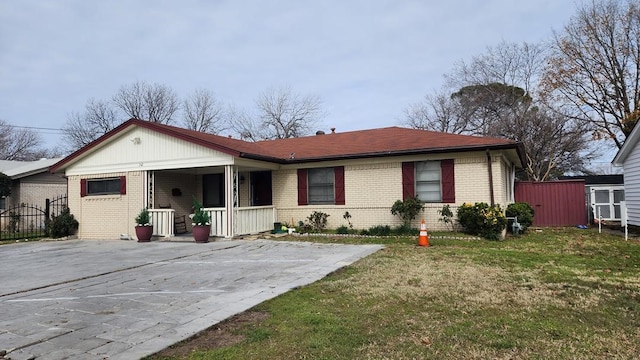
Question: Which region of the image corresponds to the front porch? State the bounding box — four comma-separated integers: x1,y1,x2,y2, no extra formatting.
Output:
147,206,277,238
143,164,277,239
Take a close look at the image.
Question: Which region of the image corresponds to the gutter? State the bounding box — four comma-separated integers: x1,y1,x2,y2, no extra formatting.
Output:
486,150,495,206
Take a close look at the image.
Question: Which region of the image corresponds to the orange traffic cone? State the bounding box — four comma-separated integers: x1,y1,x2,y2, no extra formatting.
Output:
418,219,429,247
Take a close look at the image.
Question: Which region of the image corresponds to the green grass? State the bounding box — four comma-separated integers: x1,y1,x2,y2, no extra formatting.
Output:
150,228,640,359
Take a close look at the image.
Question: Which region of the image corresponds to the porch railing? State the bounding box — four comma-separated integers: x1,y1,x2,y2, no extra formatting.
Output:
149,206,276,238
236,206,276,236
148,209,174,237
204,207,227,237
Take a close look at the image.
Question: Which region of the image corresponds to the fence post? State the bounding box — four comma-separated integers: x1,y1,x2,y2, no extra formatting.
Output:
45,198,51,236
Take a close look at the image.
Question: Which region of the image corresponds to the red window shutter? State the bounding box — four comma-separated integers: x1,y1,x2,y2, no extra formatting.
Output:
80,179,87,197
334,166,345,205
441,159,455,203
120,176,127,195
297,169,308,205
402,162,415,200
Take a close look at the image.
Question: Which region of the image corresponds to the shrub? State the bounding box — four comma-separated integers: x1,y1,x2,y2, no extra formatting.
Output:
192,198,210,226
437,204,455,231
367,225,392,236
506,202,535,233
393,223,416,236
343,211,353,229
135,208,151,226
457,202,507,240
390,196,424,227
49,208,79,238
336,225,350,234
307,211,330,232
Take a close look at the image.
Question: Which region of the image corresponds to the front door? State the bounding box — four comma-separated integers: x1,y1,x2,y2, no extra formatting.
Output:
203,173,225,207
251,171,272,206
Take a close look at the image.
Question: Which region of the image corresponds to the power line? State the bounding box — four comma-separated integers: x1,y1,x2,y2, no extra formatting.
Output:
5,124,64,133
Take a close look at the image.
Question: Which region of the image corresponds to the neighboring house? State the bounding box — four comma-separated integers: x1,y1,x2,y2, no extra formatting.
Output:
613,125,640,226
50,119,524,240
0,158,67,210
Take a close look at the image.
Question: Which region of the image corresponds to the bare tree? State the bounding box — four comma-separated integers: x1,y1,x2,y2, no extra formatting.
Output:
543,0,640,149
62,98,119,151
227,86,324,141
404,41,593,180
182,88,225,133
257,86,323,140
112,81,179,124
0,119,48,160
227,106,261,141
404,91,468,134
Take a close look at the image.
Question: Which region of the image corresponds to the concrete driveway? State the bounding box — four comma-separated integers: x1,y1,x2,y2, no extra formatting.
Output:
0,239,382,359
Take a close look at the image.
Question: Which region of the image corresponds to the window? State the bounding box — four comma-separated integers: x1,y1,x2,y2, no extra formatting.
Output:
297,167,345,205
0,197,5,209
402,160,455,203
308,168,335,204
81,176,126,197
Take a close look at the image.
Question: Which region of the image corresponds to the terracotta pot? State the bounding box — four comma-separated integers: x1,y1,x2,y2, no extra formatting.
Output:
192,225,211,243
135,225,153,242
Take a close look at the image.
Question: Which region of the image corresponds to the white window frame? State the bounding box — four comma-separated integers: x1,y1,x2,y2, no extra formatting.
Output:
416,161,441,202
308,168,335,205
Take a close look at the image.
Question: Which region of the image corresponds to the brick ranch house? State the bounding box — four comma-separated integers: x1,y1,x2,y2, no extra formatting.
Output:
50,119,524,240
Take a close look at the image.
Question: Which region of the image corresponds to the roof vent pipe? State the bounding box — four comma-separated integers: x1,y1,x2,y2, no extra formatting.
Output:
331,127,336,134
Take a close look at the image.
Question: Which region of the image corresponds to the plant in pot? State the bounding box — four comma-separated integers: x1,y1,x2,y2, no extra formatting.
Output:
135,208,153,242
191,199,211,243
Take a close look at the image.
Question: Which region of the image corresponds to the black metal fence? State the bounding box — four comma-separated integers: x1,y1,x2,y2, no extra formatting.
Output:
0,195,68,241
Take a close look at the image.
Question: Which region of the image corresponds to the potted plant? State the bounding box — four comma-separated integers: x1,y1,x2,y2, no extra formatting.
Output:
135,208,153,242
191,198,211,243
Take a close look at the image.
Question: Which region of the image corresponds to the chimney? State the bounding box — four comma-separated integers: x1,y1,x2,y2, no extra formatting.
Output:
331,127,336,134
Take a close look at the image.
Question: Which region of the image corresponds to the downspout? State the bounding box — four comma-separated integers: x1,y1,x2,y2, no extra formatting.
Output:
486,150,495,206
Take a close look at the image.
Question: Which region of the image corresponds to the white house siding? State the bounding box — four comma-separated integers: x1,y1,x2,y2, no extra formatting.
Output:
273,151,514,231
64,126,235,176
622,140,640,226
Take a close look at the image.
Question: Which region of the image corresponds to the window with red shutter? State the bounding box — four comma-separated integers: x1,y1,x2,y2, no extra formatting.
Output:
409,159,455,203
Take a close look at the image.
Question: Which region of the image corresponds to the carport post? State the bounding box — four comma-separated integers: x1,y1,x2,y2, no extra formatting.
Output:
224,165,235,238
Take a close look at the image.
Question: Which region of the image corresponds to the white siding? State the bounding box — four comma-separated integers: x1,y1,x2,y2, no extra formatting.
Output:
65,127,234,176
623,140,640,226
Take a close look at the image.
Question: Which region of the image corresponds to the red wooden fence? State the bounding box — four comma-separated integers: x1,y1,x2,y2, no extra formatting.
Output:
514,180,586,227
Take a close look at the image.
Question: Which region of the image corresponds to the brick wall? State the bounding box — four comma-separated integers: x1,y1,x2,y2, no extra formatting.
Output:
273,153,512,231
69,171,144,239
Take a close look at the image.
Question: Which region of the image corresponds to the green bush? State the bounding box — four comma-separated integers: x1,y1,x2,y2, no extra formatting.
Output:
390,196,424,227
393,223,416,236
49,208,79,238
307,211,330,232
336,225,350,234
506,202,535,233
438,204,455,231
367,225,392,236
457,202,507,240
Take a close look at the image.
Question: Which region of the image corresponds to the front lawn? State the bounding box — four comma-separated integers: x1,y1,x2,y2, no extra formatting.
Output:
150,228,640,359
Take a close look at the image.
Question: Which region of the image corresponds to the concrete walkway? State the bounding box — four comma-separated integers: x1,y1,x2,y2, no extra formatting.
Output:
0,239,382,359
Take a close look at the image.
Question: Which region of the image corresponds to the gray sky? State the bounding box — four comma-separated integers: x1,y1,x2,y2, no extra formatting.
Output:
0,1,589,152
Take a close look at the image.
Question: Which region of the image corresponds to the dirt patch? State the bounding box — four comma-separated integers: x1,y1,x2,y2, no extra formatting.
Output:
150,310,269,358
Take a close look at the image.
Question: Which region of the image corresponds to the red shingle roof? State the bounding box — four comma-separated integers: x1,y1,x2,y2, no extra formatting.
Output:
51,119,523,172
